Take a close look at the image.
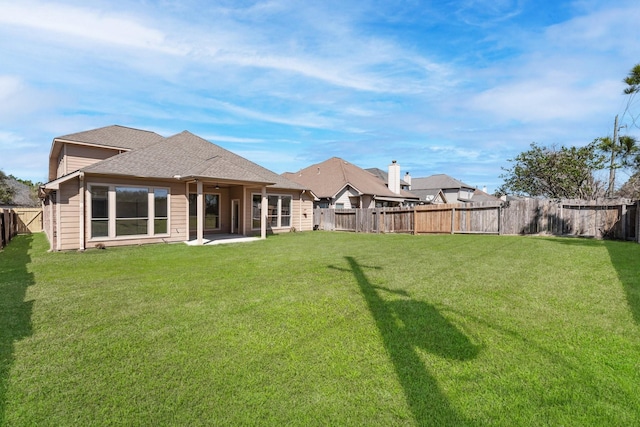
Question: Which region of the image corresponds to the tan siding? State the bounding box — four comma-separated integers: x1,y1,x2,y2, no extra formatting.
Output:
61,144,120,177
292,194,314,231
58,179,80,251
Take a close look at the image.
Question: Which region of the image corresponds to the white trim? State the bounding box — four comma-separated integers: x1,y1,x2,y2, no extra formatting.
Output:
252,192,293,230
55,190,61,251
87,183,171,241
79,173,85,251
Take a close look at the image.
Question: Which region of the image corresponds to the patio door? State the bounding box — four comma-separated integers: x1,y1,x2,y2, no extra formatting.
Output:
231,199,240,234
189,193,220,235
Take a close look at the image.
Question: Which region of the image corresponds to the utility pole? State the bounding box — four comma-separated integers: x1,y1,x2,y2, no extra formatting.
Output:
608,115,619,198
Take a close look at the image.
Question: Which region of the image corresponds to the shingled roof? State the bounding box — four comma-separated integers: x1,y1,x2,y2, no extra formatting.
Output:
81,130,305,189
282,157,416,200
411,174,475,191
55,125,164,150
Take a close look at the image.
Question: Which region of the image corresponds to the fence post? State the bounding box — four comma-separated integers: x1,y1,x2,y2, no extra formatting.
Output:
637,201,640,244
451,207,455,234
621,204,627,240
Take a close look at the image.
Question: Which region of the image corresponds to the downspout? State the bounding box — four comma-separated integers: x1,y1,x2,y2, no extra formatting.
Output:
79,172,85,251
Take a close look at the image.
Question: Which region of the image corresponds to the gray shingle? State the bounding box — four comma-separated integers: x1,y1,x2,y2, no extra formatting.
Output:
82,130,305,189
56,125,164,150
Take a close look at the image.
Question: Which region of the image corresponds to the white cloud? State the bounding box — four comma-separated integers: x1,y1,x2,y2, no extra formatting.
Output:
0,1,186,54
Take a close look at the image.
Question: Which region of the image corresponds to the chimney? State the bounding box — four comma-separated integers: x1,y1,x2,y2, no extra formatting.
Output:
388,160,400,194
404,171,411,190
482,185,487,193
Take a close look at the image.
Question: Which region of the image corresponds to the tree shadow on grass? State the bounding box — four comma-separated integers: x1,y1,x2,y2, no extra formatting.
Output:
602,240,640,325
0,235,35,424
539,236,640,326
330,257,479,426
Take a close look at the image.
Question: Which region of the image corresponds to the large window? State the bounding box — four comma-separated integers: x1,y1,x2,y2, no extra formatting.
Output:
89,185,169,239
116,187,148,236
253,194,292,229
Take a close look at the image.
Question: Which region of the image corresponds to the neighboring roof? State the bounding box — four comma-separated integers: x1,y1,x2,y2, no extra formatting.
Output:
364,167,410,187
282,157,417,200
81,130,305,190
410,188,448,203
472,189,502,202
412,174,475,191
55,125,164,151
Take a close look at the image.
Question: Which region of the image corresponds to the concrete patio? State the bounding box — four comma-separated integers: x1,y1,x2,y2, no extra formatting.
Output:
185,234,261,246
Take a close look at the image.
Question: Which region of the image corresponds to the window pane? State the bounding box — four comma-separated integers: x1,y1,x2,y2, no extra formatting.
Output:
205,194,219,229
116,219,148,236
116,187,148,218
91,186,109,219
91,220,108,237
252,194,261,228
154,219,167,234
281,196,292,227
155,189,168,217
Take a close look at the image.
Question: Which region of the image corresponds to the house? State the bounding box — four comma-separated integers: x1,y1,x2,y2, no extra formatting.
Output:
40,125,314,251
410,174,476,204
410,174,500,204
282,158,418,208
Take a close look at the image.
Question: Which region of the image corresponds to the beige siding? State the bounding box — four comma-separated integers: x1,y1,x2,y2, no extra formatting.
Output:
58,144,120,178
292,192,314,231
58,179,81,251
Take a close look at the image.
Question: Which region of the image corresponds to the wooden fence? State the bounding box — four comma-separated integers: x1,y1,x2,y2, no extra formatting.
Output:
314,199,640,242
13,207,43,233
1,208,18,249
0,207,43,249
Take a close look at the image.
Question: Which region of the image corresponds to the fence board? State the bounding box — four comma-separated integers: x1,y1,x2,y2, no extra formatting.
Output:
14,207,43,233
313,199,638,242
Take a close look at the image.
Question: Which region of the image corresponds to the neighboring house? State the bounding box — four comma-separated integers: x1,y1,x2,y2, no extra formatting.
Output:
410,174,477,204
40,125,314,251
365,168,412,191
283,158,418,208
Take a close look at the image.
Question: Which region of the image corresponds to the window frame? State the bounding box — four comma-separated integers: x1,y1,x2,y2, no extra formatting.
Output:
88,184,171,240
252,193,292,230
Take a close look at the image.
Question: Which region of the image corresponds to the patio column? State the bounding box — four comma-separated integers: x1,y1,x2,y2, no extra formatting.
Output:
261,186,267,239
197,180,204,245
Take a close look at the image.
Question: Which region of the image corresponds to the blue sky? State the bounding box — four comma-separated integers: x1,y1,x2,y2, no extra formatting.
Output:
1,0,639,193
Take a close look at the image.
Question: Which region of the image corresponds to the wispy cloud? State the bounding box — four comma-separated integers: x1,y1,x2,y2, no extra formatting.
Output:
0,0,639,193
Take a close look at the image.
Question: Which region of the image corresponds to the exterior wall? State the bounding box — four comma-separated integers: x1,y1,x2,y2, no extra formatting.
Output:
58,179,81,251
57,144,120,178
362,195,375,208
333,187,360,208
292,191,314,231
42,194,56,251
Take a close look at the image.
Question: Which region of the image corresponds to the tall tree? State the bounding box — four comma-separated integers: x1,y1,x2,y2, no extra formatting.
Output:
595,133,639,197
0,170,15,204
498,142,605,199
623,63,640,129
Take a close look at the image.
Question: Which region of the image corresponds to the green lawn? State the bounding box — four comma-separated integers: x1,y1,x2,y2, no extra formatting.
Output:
1,232,639,426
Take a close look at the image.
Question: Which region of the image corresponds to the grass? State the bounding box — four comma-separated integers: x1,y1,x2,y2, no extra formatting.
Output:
1,231,639,426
